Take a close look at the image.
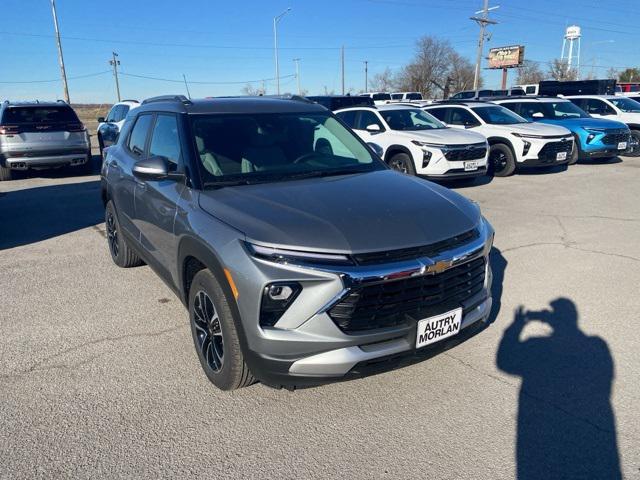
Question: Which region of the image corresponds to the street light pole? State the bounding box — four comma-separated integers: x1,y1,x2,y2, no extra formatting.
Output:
50,0,70,103
273,8,291,95
293,58,301,95
364,60,369,93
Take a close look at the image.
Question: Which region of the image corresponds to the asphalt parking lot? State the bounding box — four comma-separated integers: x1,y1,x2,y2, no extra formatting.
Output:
1,158,639,479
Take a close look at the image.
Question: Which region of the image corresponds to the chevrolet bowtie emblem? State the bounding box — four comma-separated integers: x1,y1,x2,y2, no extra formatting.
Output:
425,260,454,274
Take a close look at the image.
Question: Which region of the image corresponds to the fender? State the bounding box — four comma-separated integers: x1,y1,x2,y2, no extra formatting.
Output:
486,136,517,159
383,144,413,163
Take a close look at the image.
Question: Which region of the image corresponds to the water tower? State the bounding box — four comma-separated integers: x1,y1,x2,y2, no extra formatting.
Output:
561,25,581,76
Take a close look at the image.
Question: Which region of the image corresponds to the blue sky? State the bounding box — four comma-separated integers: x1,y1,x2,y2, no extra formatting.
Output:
1,0,638,103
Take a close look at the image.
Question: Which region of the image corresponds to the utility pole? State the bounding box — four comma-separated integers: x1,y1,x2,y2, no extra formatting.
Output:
293,58,301,95
273,8,291,95
470,0,499,90
364,60,369,93
341,46,345,95
109,52,121,102
182,74,191,99
50,0,70,103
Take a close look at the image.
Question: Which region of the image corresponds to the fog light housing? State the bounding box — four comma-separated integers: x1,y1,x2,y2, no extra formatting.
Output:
522,141,531,156
259,282,302,327
587,134,595,143
422,150,432,168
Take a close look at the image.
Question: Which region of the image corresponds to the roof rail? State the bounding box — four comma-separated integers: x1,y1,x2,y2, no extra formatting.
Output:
121,99,139,103
261,94,314,104
142,95,192,105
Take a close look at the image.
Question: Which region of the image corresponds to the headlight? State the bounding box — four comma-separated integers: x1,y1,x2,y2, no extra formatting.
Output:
245,242,353,266
260,282,302,327
511,132,546,139
411,140,447,149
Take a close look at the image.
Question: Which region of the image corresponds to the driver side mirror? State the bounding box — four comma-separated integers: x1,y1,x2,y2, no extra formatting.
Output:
97,117,105,123
133,156,184,182
531,112,544,119
365,123,382,133
366,142,383,157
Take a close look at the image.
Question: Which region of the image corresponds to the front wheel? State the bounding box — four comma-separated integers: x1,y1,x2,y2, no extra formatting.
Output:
388,153,416,175
627,130,640,157
189,269,255,391
0,163,13,181
568,138,579,165
489,143,516,177
105,200,143,268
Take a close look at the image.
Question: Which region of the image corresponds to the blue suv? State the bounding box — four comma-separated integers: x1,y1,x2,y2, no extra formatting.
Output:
495,97,630,163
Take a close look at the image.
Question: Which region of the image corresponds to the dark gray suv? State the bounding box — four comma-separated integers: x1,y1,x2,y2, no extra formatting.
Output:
101,95,495,390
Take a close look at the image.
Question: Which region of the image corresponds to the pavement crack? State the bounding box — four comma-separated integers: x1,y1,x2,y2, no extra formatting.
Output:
0,325,184,380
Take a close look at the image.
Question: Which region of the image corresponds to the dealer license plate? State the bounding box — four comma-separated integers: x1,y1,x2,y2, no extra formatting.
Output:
618,141,627,150
556,151,567,161
416,307,462,349
464,160,479,171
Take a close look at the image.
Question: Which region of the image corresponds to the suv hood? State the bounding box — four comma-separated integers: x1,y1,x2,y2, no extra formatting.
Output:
198,170,480,253
537,117,628,131
490,121,571,136
396,127,486,145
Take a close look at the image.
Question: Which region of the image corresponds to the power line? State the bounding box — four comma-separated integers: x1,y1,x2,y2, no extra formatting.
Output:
0,70,110,84
118,71,297,85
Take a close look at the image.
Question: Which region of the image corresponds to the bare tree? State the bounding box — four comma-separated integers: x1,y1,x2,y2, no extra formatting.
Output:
547,59,578,81
516,60,545,84
605,68,619,80
370,67,396,92
394,36,479,99
241,83,265,96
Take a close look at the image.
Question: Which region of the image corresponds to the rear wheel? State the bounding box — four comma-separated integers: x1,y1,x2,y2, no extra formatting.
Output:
189,269,254,390
98,134,105,159
489,143,516,177
388,152,416,175
0,164,13,181
105,200,143,268
627,130,640,157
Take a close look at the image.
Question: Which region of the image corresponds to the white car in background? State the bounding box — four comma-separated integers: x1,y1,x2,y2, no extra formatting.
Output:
96,100,140,156
359,92,392,105
424,101,574,177
566,95,640,155
390,92,423,101
335,104,489,180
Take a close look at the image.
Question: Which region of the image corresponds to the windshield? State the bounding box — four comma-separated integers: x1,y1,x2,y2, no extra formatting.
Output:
610,97,640,113
372,93,391,101
406,92,423,100
472,105,529,125
380,108,445,131
191,112,384,186
520,101,590,120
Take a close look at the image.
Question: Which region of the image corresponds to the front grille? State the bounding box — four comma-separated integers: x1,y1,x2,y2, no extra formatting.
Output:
444,143,487,161
328,257,486,333
538,140,572,161
352,228,479,266
601,130,630,145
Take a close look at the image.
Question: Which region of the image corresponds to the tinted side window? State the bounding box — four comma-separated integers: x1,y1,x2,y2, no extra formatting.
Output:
355,111,384,130
449,108,480,127
117,105,130,122
525,86,536,94
336,110,357,127
149,114,181,170
127,114,153,156
501,103,521,115
585,99,615,115
517,102,546,119
569,99,586,110
427,108,448,122
106,106,118,122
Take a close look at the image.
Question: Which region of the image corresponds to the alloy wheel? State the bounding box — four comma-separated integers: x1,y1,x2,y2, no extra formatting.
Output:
193,290,224,372
106,211,119,258
490,151,508,173
389,158,409,174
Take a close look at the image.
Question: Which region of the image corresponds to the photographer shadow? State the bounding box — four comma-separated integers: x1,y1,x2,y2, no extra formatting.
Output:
496,298,621,479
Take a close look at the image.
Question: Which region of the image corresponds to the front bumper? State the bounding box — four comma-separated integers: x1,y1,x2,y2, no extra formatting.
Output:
415,144,489,178
228,219,495,388
516,135,573,167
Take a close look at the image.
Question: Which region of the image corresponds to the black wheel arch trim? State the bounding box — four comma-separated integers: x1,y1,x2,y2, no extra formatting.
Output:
487,137,517,159
383,144,413,163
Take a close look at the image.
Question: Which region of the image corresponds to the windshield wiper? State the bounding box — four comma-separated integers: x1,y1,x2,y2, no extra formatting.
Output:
285,167,371,180
203,178,265,189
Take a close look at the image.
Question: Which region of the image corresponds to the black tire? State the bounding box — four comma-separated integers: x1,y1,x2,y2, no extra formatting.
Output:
189,269,255,391
105,200,143,268
388,152,416,175
568,137,580,165
0,163,13,181
77,154,94,175
98,134,104,159
489,143,516,177
627,130,640,157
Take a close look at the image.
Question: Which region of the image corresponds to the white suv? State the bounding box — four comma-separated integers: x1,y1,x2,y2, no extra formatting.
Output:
360,92,392,105
335,104,489,180
424,101,574,176
96,100,140,156
566,95,640,156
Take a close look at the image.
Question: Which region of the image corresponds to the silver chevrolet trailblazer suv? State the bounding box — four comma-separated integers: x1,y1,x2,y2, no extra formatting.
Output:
0,100,91,181
101,95,495,390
